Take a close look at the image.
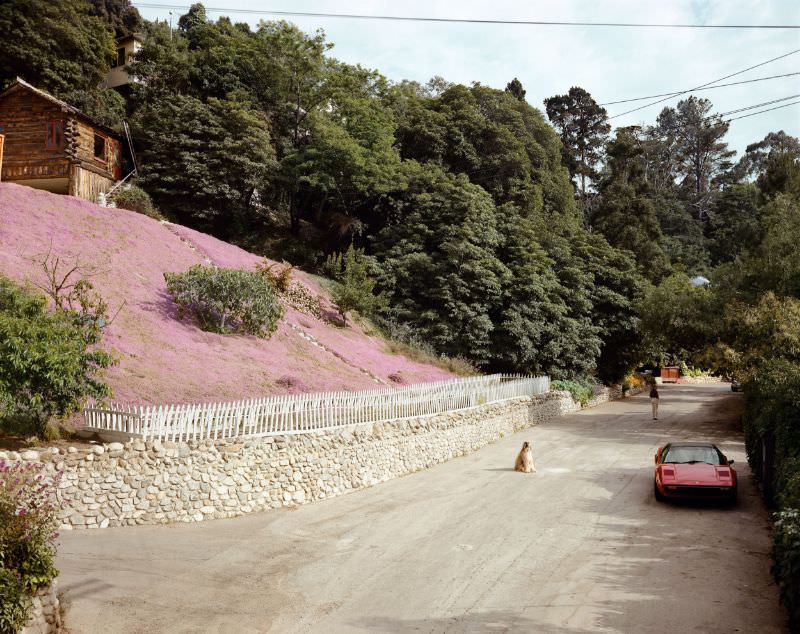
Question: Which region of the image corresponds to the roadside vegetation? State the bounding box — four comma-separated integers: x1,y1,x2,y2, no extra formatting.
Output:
0,461,62,633
0,273,113,440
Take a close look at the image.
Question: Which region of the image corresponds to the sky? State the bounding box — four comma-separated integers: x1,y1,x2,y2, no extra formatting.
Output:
134,0,800,157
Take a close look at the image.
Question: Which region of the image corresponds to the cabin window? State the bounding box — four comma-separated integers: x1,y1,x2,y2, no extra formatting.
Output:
45,121,63,150
116,47,126,67
93,133,106,162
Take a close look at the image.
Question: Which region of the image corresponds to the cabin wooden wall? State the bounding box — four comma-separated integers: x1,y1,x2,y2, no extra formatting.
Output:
0,87,125,201
0,89,69,183
70,118,122,182
68,164,115,201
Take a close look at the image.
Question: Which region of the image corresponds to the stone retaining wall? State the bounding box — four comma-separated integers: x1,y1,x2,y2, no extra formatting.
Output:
0,388,630,530
20,581,61,634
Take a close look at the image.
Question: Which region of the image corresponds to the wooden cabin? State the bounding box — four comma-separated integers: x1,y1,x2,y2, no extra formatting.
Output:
0,78,124,202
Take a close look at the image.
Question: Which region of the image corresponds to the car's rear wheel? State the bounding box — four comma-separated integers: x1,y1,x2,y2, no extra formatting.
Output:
654,482,665,502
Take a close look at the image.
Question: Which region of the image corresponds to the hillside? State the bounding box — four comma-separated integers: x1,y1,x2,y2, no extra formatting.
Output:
0,184,456,404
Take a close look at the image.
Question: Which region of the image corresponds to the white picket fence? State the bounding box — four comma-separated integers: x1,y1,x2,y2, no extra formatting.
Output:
83,374,550,442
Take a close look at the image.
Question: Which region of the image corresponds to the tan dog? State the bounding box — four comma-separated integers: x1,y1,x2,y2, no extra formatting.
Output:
514,441,536,473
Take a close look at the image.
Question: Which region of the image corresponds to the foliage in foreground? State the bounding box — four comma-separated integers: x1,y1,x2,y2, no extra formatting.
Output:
0,275,112,437
773,509,800,631
0,461,61,634
164,265,283,337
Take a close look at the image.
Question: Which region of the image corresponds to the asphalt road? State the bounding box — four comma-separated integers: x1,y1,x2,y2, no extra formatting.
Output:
56,384,786,633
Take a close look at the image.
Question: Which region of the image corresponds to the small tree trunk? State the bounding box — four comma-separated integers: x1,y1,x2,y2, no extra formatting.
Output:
289,196,300,236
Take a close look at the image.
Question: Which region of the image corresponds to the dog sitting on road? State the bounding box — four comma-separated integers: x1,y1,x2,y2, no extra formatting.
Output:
514,441,536,473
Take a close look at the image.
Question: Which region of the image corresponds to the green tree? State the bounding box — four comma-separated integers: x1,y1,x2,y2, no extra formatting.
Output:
285,62,405,248
706,184,762,266
504,78,526,101
656,97,735,207
133,94,276,236
734,131,800,183
0,0,115,93
373,166,506,364
60,87,126,130
591,129,670,281
544,86,611,200
488,203,572,375
638,272,715,365
573,233,643,382
89,0,142,38
326,246,385,326
0,276,112,437
128,20,193,99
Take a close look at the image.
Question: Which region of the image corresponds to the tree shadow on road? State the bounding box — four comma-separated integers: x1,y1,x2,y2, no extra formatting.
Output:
349,609,597,633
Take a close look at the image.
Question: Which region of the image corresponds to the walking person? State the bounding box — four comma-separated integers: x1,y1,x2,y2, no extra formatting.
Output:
650,384,660,420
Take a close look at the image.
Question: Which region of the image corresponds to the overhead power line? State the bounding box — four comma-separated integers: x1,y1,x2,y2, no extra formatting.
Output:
608,48,800,119
132,3,800,29
599,72,800,106
725,99,800,121
719,94,800,117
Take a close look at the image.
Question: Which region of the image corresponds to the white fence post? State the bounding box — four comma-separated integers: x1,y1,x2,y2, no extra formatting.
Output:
82,374,550,442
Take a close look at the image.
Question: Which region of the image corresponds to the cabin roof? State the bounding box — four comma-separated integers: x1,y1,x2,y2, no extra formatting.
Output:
0,78,123,139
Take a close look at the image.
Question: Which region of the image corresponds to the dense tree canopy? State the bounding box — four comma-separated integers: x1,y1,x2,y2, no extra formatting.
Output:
0,0,115,93
11,0,796,386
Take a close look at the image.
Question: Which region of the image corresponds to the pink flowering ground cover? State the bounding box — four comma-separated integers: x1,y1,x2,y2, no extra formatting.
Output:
0,184,454,405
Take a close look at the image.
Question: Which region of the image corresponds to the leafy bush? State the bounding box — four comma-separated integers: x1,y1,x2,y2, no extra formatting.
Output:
164,265,283,337
325,246,385,326
0,567,29,634
551,379,595,406
773,509,800,631
621,372,646,393
114,185,160,219
678,361,713,378
256,259,294,293
0,276,112,437
0,461,61,633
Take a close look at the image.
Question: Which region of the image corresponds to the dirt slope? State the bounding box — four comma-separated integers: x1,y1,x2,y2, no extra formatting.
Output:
0,184,455,404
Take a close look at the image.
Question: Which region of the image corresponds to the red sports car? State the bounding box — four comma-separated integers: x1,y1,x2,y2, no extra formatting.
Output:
654,441,737,504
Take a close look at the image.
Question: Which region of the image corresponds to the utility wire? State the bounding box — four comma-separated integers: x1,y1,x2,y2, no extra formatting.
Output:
608,48,800,119
132,3,800,29
719,94,800,117
725,99,800,121
599,72,800,106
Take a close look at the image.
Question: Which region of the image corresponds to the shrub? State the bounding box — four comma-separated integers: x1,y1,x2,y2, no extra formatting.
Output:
164,265,283,337
0,276,112,437
114,185,160,219
325,246,385,326
551,379,595,406
773,509,800,631
0,461,61,633
256,260,294,294
621,372,646,393
0,568,29,634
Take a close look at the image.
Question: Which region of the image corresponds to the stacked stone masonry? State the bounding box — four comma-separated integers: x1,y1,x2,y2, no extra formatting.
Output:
19,581,61,634
0,388,636,531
